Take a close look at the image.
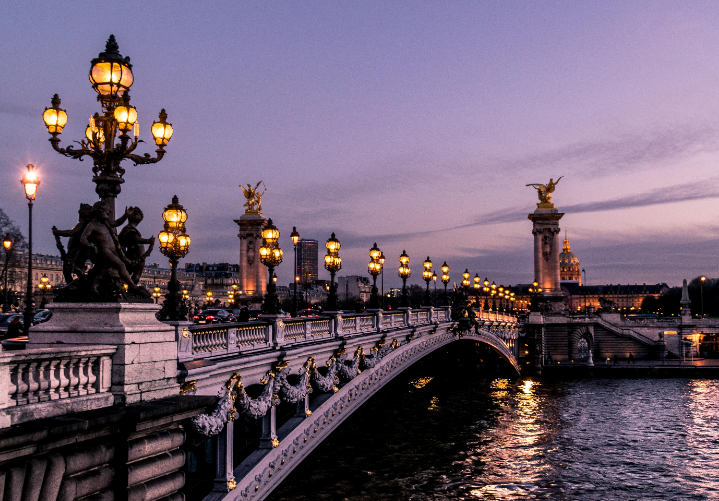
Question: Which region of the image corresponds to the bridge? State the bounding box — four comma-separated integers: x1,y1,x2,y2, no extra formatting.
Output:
180,306,519,500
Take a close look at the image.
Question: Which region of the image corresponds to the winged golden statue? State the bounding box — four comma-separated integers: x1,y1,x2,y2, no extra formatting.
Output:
241,181,267,214
526,176,563,206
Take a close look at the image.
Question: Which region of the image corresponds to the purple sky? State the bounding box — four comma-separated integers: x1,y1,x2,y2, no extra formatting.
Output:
3,1,719,289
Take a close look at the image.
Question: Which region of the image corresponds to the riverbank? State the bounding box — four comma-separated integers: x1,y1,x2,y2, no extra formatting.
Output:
541,359,719,378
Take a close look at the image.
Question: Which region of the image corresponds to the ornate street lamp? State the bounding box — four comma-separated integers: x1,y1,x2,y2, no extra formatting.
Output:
379,252,386,308
462,269,470,297
398,250,411,307
483,278,490,310
473,274,481,305
21,164,40,334
158,196,191,320
37,274,51,308
368,243,382,309
490,281,497,311
205,290,213,307
498,286,505,312
152,286,162,304
291,227,300,316
440,261,449,306
432,271,437,307
422,257,433,306
528,281,542,311
324,233,342,311
2,234,12,313
42,35,173,219
259,219,283,314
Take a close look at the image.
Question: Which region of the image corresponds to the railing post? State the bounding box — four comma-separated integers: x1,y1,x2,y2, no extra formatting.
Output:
295,392,310,418
227,327,239,355
168,321,194,363
330,313,342,338
399,307,411,327
259,406,277,449
0,353,10,427
305,319,311,339
354,316,360,333
213,420,235,492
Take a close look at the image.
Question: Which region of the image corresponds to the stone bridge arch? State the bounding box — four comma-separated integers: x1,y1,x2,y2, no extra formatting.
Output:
192,322,518,501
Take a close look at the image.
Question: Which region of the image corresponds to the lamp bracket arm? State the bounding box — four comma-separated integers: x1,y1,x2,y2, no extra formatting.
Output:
49,137,93,162
127,148,165,166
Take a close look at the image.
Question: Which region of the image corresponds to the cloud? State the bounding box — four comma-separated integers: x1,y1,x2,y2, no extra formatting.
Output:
0,101,37,119
496,122,719,178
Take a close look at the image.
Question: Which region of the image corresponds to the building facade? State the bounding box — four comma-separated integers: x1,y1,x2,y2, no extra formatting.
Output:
296,239,318,285
338,275,371,303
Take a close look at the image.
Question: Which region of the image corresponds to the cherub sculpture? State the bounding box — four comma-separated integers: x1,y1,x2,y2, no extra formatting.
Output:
53,203,129,286
79,201,149,297
119,207,155,283
526,176,563,205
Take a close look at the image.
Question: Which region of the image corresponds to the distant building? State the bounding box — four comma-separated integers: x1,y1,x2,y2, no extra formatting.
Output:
559,232,581,284
562,282,668,312
338,275,371,303
296,239,318,285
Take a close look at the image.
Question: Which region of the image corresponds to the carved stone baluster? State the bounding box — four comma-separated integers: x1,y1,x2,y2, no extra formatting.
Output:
26,362,40,404
77,358,89,396
15,363,29,405
37,360,52,402
67,359,80,397
47,360,61,400
57,359,70,398
8,363,20,406
86,357,98,394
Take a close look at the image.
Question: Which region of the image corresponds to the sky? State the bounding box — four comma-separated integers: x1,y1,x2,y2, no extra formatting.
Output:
2,1,719,289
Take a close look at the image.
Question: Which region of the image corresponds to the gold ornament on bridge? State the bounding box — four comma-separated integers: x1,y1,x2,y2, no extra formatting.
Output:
526,176,563,208
241,181,267,214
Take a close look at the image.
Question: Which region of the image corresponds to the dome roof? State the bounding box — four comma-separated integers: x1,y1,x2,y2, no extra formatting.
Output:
560,232,581,283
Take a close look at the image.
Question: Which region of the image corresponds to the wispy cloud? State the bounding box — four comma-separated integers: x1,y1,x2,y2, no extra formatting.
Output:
495,122,719,178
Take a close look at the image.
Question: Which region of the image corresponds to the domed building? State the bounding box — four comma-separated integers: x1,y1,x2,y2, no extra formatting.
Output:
560,231,581,284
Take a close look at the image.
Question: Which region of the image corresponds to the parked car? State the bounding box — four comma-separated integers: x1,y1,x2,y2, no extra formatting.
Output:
225,308,241,321
193,309,232,325
33,310,53,325
296,309,321,318
0,314,24,338
248,309,263,321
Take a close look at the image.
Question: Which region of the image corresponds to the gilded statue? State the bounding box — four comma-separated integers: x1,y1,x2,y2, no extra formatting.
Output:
241,181,267,214
526,176,563,206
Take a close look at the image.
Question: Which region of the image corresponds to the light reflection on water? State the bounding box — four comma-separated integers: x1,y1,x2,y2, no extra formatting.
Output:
268,347,719,501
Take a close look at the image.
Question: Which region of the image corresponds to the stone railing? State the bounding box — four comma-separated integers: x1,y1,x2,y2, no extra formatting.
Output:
180,322,272,362
181,307,511,363
0,345,115,427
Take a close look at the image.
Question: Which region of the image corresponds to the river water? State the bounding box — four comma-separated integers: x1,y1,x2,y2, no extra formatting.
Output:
268,342,719,500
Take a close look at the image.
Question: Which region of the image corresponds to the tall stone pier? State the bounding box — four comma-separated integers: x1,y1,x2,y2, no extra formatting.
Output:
234,184,268,304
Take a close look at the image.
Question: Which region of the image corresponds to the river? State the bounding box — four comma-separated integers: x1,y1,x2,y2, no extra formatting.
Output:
268,342,719,500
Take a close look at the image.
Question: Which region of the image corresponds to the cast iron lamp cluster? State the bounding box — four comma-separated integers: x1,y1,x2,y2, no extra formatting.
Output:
422,257,433,306
528,280,543,312
2,234,12,313
368,243,383,309
42,35,173,218
158,196,191,320
38,275,51,307
259,220,283,314
440,262,450,306
324,233,342,311
462,269,471,297
398,251,411,307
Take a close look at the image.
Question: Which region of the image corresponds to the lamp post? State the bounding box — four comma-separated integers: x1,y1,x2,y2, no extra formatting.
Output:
700,276,706,318
21,164,39,334
259,219,283,314
42,35,173,219
398,250,411,308
528,280,542,312
231,283,238,307
291,227,300,317
158,195,191,321
2,234,12,313
37,274,51,308
152,286,162,304
422,257,433,306
483,278,490,310
498,286,505,312
441,262,449,306
379,252,386,309
490,281,497,311
324,233,341,311
473,274,481,306
462,269,470,298
432,271,437,307
368,243,382,309
205,291,213,308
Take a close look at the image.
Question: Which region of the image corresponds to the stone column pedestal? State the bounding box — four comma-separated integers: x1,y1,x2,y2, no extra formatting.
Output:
234,213,267,304
29,302,180,405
